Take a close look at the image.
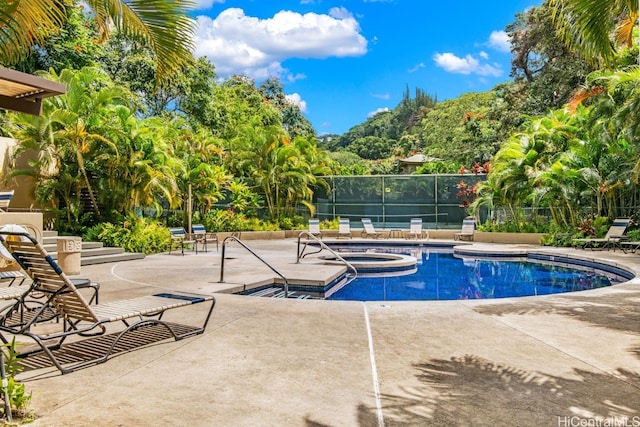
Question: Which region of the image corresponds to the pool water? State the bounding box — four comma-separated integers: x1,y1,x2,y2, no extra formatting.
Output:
327,249,619,301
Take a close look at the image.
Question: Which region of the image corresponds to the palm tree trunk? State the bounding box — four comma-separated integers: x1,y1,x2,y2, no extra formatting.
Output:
75,145,101,218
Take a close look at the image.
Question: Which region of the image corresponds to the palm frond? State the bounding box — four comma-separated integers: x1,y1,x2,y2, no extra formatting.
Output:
87,0,195,81
0,0,66,64
549,0,619,66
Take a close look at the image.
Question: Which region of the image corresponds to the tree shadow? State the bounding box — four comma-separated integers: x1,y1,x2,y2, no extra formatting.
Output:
474,289,640,336
357,355,640,426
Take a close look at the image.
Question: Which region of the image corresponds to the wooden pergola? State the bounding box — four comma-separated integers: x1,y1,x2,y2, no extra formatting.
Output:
0,67,66,116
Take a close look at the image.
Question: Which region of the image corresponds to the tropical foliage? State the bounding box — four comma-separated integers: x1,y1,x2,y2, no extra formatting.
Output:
0,0,195,81
3,0,640,244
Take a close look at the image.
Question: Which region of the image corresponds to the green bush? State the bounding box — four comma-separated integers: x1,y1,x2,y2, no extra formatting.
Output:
593,216,611,237
625,228,640,241
84,217,170,254
201,209,251,232
277,215,304,230
477,218,553,233
199,209,303,232
321,218,341,230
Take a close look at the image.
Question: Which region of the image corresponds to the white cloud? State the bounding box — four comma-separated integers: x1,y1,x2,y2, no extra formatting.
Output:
285,93,308,113
368,107,389,118
487,30,511,53
371,92,390,100
192,0,225,11
195,7,367,80
408,62,425,73
433,52,502,77
479,51,489,60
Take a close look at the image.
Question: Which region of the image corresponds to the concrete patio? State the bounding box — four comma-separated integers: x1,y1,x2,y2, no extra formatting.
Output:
14,238,640,426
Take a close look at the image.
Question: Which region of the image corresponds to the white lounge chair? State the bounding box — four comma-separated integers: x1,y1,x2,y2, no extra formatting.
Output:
361,218,388,239
407,218,429,240
308,219,322,239
337,219,352,239
455,217,476,241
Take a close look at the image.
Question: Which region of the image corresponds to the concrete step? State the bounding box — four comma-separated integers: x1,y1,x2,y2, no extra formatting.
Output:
78,252,146,265
49,246,126,260
42,231,145,265
43,241,104,252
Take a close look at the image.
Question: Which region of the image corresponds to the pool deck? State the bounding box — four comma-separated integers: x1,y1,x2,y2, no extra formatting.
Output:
16,238,640,426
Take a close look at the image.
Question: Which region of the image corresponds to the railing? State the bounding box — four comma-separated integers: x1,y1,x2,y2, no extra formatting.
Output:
218,236,290,298
296,232,358,286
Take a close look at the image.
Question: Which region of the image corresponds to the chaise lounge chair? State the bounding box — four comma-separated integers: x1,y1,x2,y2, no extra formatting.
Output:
572,218,631,250
0,229,216,374
406,218,429,240
361,218,389,239
454,217,476,241
308,219,322,239
0,190,14,212
337,218,352,239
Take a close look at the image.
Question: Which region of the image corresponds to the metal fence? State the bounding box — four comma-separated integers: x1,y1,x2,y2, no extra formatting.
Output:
313,174,486,229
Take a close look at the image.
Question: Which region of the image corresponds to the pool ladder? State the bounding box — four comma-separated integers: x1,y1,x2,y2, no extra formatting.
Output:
296,231,358,287
219,235,291,298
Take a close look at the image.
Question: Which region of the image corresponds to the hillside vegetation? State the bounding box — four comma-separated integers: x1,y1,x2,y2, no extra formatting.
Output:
319,1,594,174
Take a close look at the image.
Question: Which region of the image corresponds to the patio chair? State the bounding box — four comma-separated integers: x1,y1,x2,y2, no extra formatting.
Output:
406,218,429,240
361,218,389,239
308,219,322,239
191,224,218,252
454,217,476,241
572,218,631,250
0,190,13,212
337,218,352,239
169,227,197,255
0,229,216,374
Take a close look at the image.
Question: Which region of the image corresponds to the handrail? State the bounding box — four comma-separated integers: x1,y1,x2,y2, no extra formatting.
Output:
296,232,358,283
219,236,290,298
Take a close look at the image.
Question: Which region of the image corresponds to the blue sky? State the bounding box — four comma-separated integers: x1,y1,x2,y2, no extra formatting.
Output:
191,1,543,135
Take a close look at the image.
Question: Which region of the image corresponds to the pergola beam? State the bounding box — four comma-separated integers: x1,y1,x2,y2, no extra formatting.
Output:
0,67,66,116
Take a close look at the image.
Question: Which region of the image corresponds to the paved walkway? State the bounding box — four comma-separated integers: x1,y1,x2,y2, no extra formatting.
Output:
17,239,640,426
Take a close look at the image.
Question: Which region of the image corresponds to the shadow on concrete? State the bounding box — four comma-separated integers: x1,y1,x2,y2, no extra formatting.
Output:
474,290,640,336
357,355,640,426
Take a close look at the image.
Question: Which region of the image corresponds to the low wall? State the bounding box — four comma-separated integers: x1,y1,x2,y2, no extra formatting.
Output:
473,231,544,245
217,229,545,245
0,212,43,242
217,231,287,241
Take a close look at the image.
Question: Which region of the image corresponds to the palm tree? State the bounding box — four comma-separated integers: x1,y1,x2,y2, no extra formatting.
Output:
110,115,182,214
548,0,639,66
0,0,194,80
47,67,129,217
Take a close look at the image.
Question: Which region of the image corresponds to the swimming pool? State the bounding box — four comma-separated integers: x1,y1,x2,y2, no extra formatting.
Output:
326,248,626,301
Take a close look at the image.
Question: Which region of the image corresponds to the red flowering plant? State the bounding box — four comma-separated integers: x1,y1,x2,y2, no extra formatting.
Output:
576,219,596,238
456,179,477,209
